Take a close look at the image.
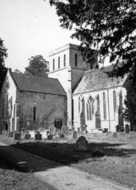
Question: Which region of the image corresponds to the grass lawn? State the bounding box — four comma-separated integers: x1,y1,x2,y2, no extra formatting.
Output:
0,159,56,190
74,135,136,189
72,152,136,189
13,133,136,189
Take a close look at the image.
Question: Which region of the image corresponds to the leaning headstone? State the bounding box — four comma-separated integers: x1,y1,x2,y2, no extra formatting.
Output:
75,136,88,151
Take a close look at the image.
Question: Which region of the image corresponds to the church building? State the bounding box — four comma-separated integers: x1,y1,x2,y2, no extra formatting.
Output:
0,69,66,134
48,44,127,133
0,43,128,134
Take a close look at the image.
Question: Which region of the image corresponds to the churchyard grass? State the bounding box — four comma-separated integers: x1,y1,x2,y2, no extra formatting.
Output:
0,158,56,190
13,132,136,189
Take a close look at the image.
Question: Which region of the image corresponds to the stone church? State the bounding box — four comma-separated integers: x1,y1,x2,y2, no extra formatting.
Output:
0,69,66,134
0,43,127,134
48,44,127,133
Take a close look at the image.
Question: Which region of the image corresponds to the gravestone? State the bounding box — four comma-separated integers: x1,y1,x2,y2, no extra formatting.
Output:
125,124,130,133
25,132,31,140
91,149,105,157
75,136,88,151
14,132,21,140
47,134,53,140
112,132,118,138
17,161,29,172
73,131,78,139
35,131,42,140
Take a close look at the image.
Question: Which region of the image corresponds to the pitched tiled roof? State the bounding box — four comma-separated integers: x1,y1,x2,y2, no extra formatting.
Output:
10,71,66,96
74,66,124,95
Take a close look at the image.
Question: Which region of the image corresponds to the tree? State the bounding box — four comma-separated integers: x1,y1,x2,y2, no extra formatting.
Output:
25,55,49,77
0,38,7,90
49,0,136,128
50,0,136,72
50,0,136,71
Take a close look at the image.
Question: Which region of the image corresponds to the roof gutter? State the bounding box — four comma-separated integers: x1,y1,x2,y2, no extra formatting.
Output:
20,89,66,97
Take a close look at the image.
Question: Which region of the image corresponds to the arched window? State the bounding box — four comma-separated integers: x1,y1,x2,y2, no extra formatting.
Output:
86,96,94,120
113,90,117,113
103,92,107,120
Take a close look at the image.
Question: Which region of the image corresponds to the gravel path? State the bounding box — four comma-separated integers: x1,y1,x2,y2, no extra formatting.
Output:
35,166,131,190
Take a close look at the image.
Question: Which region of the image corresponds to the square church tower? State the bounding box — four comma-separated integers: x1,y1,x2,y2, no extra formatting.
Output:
48,44,87,128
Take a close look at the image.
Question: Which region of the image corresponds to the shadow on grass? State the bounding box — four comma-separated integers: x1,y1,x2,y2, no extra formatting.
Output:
0,145,60,173
1,140,136,173
0,158,14,170
12,141,136,164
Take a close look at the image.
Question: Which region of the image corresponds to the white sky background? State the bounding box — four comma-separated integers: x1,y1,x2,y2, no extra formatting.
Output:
0,0,79,71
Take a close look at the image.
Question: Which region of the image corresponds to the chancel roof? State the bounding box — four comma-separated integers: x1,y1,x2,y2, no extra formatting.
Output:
74,66,124,95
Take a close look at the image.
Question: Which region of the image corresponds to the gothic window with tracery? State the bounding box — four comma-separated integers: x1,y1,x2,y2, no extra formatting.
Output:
86,96,94,120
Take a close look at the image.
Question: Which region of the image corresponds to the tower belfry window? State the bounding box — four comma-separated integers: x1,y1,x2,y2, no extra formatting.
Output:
58,56,60,69
53,59,55,70
33,106,36,121
64,54,66,67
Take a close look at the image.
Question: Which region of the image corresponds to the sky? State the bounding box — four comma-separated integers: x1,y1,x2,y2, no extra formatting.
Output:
0,0,79,71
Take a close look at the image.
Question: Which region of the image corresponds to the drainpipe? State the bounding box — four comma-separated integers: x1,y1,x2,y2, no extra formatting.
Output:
107,89,111,131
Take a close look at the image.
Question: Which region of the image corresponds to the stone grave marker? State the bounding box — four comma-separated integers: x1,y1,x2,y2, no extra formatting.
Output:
35,131,42,140
112,132,118,138
73,131,78,139
75,136,88,151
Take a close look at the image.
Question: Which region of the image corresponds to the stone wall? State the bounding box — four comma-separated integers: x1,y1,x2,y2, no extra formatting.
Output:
16,91,67,131
0,71,17,133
